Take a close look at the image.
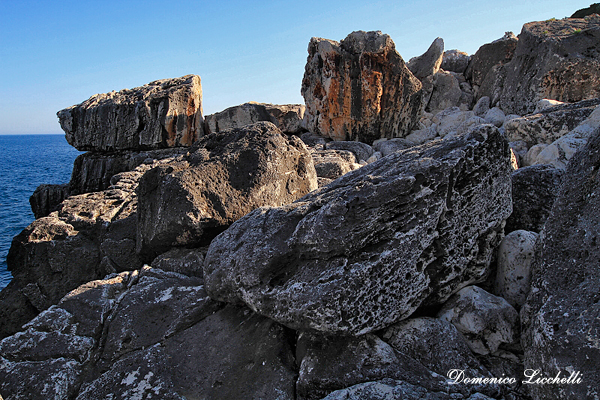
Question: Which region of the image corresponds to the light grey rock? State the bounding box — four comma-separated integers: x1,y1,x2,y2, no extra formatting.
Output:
441,50,471,74
437,286,520,355
425,71,463,113
57,75,204,152
302,31,423,143
432,108,481,137
494,230,538,309
405,126,438,145
472,96,490,117
522,144,547,167
203,125,512,335
366,151,382,163
407,37,444,80
521,125,600,400
325,141,374,162
205,102,306,134
483,107,505,127
373,138,412,156
136,122,318,260
533,98,565,113
312,149,360,179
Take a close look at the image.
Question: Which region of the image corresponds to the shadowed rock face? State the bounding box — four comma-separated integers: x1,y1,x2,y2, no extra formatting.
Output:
57,75,204,152
521,127,600,400
204,125,512,335
301,31,423,144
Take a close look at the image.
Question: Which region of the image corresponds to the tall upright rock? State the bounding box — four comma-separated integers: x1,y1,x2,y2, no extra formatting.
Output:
301,31,423,144
57,74,204,152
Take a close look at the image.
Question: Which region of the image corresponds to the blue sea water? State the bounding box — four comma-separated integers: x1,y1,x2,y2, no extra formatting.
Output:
0,134,82,290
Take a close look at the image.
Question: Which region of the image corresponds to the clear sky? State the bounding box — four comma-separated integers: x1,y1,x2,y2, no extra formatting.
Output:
0,0,592,134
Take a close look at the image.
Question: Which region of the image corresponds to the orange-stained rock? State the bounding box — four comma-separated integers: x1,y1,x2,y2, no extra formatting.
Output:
301,31,423,144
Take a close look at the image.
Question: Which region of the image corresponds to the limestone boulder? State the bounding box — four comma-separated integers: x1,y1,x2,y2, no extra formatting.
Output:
494,17,600,115
311,149,360,180
203,125,512,335
505,98,600,146
301,31,423,144
441,50,471,74
57,75,204,152
205,102,306,135
521,125,600,400
466,32,518,87
136,121,318,260
424,71,463,113
437,286,520,355
407,37,444,80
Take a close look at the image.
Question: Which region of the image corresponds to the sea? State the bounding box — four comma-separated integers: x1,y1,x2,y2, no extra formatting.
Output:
0,134,82,290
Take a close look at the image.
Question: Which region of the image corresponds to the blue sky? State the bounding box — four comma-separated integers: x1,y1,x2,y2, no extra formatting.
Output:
0,0,592,134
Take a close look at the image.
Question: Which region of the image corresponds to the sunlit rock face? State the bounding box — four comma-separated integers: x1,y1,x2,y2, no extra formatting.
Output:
301,30,423,144
58,75,204,152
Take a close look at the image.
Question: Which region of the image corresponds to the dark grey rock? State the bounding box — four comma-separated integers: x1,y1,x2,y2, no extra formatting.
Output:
505,164,565,233
57,75,204,152
312,149,359,180
425,71,463,113
203,125,512,335
407,37,445,80
150,247,206,278
135,121,318,260
521,126,600,400
373,138,412,156
466,32,518,87
325,141,374,162
29,183,70,219
441,50,471,74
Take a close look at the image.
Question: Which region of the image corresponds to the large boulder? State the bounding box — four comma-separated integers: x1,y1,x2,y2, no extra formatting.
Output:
441,50,471,74
521,126,600,400
301,31,423,144
136,121,318,260
57,75,204,152
0,267,298,400
205,102,306,135
494,17,600,115
203,125,512,335
424,71,463,113
407,37,444,80
466,32,518,87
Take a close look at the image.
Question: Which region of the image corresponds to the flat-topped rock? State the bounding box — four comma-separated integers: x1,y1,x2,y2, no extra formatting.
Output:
58,75,204,152
205,102,305,134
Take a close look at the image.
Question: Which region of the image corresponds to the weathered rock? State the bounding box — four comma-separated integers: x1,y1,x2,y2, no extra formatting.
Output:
203,125,512,335
509,140,528,167
521,126,600,400
325,141,374,162
437,286,520,355
58,75,204,152
68,147,188,195
205,102,306,134
494,230,538,309
407,37,444,80
300,131,329,148
301,31,423,144
0,281,38,341
373,138,412,156
466,32,518,87
432,108,485,138
483,107,505,127
505,98,600,146
441,50,471,74
522,144,547,167
494,17,600,115
312,149,360,179
296,332,466,400
473,96,490,117
136,121,318,260
0,267,297,400
150,247,206,278
425,71,463,113
29,183,70,219
533,98,565,113
404,126,438,145
571,3,600,18
506,164,564,233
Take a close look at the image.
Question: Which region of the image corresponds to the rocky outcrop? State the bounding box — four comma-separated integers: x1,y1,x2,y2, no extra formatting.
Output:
205,102,306,134
505,98,600,146
521,126,600,400
311,149,360,181
57,75,204,152
466,32,518,87
492,17,600,115
441,50,470,74
0,267,298,400
136,122,318,260
301,31,423,144
571,3,600,18
505,164,565,233
407,37,444,80
204,125,512,335
325,141,374,163
423,71,463,113
29,183,69,219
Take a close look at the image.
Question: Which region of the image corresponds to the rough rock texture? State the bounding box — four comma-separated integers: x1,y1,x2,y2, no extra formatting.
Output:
296,332,469,400
29,183,70,219
424,71,463,113
136,122,318,260
505,98,600,146
204,125,512,335
0,267,298,400
325,141,374,163
57,75,204,152
205,102,306,134
522,144,547,167
373,138,412,156
311,149,360,180
69,147,188,195
494,230,538,309
494,17,600,115
441,50,471,74
572,3,600,18
483,107,505,128
0,164,157,340
521,126,600,400
438,286,520,355
466,32,518,87
473,96,491,117
407,37,444,80
301,31,423,144
432,108,485,138
150,247,206,278
506,164,565,233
